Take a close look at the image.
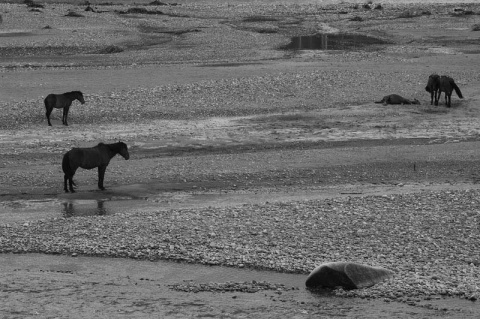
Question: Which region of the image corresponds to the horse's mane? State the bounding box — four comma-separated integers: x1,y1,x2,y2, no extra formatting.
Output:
98,141,126,150
65,91,83,96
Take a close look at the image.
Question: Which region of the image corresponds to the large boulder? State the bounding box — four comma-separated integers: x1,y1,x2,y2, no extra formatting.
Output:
305,262,394,290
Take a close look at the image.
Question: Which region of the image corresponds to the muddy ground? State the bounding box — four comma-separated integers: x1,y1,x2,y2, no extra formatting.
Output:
1,0,480,318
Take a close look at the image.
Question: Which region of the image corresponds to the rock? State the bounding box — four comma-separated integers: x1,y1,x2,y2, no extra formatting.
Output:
65,11,84,18
305,262,394,289
149,0,167,5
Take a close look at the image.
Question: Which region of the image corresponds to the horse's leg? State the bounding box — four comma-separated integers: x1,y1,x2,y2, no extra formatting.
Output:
45,96,54,126
69,167,77,192
67,171,76,193
64,175,69,192
98,165,107,190
69,177,75,192
46,106,53,126
430,91,434,105
63,106,70,126
63,173,76,193
435,90,440,106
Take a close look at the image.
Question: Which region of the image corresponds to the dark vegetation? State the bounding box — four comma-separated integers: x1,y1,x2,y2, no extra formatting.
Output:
96,45,124,54
350,16,363,22
397,10,431,18
243,16,279,23
65,11,85,17
24,0,44,9
116,7,164,15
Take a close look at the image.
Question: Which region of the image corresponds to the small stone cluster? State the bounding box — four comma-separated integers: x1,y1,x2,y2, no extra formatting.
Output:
168,280,297,293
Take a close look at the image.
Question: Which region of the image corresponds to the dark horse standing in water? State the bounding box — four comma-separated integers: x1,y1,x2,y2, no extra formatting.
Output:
44,91,85,126
62,142,130,193
425,74,463,107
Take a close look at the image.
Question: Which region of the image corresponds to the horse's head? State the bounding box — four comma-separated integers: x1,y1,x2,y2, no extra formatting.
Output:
427,74,440,87
118,142,130,160
76,91,86,104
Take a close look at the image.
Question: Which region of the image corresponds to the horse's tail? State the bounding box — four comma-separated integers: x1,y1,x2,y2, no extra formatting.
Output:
62,152,76,187
62,152,69,174
44,94,54,107
451,81,463,98
44,95,49,109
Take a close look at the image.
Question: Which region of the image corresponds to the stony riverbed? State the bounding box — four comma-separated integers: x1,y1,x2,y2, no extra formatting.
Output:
1,0,480,317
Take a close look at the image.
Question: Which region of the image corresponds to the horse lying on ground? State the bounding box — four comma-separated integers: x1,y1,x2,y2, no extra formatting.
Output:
44,91,85,126
375,94,420,105
425,74,440,105
438,75,463,107
62,142,129,193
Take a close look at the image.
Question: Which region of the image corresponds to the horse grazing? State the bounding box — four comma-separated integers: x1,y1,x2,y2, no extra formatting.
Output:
438,75,463,107
62,142,130,193
375,94,420,105
44,91,85,126
425,74,440,105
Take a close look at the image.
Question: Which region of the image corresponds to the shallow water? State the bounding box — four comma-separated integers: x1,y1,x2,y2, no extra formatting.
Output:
0,32,32,37
0,197,149,223
281,33,389,51
3,253,479,319
60,198,146,217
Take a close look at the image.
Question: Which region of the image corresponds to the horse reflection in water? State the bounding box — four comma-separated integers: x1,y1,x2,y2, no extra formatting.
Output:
62,200,107,217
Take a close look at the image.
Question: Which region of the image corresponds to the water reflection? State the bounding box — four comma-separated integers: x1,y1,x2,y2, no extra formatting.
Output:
281,33,389,51
62,200,108,217
289,34,330,50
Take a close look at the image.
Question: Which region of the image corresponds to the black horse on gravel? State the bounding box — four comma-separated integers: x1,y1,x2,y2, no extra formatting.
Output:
44,91,85,126
425,74,463,107
62,142,129,193
438,75,463,107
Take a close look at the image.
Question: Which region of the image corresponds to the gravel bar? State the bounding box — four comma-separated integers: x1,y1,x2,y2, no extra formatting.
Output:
1,189,479,301
168,280,298,293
